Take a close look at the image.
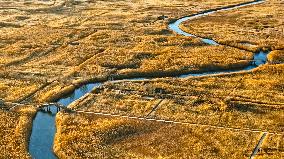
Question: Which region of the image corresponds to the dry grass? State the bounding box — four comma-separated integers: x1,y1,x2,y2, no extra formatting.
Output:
0,0,283,158
0,78,43,102
0,0,254,103
55,63,284,158
71,64,284,132
54,112,260,159
181,0,284,51
256,134,284,158
268,50,284,64
0,106,36,159
68,91,160,116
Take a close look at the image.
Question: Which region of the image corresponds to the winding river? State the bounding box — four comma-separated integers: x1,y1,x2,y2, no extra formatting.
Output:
28,0,268,158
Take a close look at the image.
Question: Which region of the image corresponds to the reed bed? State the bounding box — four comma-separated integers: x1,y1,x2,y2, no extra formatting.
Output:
54,112,260,159
181,0,284,51
256,134,284,158
0,106,36,159
71,64,284,132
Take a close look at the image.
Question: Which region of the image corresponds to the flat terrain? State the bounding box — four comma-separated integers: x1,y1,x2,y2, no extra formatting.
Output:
181,0,284,52
258,134,284,158
67,64,284,132
54,113,261,159
0,0,283,158
0,0,251,103
0,106,36,158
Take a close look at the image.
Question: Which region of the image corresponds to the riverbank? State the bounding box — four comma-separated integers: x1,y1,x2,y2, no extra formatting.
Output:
0,0,283,158
0,106,36,158
52,0,283,158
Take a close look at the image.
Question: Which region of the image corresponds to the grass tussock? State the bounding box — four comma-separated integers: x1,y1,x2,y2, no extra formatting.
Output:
267,50,284,64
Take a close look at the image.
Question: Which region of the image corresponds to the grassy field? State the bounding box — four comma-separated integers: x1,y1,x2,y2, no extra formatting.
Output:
67,64,284,133
256,134,284,158
59,63,283,158
181,0,284,52
54,112,261,159
0,106,36,158
0,0,283,158
0,0,252,103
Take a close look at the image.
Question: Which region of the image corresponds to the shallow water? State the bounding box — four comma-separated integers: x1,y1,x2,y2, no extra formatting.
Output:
29,107,57,159
28,83,102,159
28,0,268,158
169,0,268,78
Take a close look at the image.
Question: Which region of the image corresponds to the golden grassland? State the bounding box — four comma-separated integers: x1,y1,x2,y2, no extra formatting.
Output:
54,112,261,159
0,0,283,158
180,0,284,52
0,106,36,159
0,78,43,102
68,91,160,116
268,50,284,64
256,134,284,159
53,64,284,158
69,64,284,132
0,0,252,103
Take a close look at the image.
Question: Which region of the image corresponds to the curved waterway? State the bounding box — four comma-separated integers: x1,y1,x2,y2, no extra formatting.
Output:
28,83,102,158
28,0,268,158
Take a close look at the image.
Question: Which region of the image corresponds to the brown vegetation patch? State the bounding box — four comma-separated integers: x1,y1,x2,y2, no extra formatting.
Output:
72,64,284,132
0,106,36,159
181,0,284,51
54,112,260,158
268,50,284,64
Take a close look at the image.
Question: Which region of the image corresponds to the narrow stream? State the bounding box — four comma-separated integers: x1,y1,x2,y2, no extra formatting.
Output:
28,0,268,158
28,83,101,158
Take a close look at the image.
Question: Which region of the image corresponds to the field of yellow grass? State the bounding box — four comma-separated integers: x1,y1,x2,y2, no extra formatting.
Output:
0,78,43,102
181,0,284,52
256,134,284,158
54,112,261,159
0,0,283,158
0,0,253,103
0,106,36,158
67,64,284,133
57,63,283,158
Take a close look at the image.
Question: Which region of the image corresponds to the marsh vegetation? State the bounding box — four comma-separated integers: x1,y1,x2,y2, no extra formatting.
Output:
0,0,283,158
